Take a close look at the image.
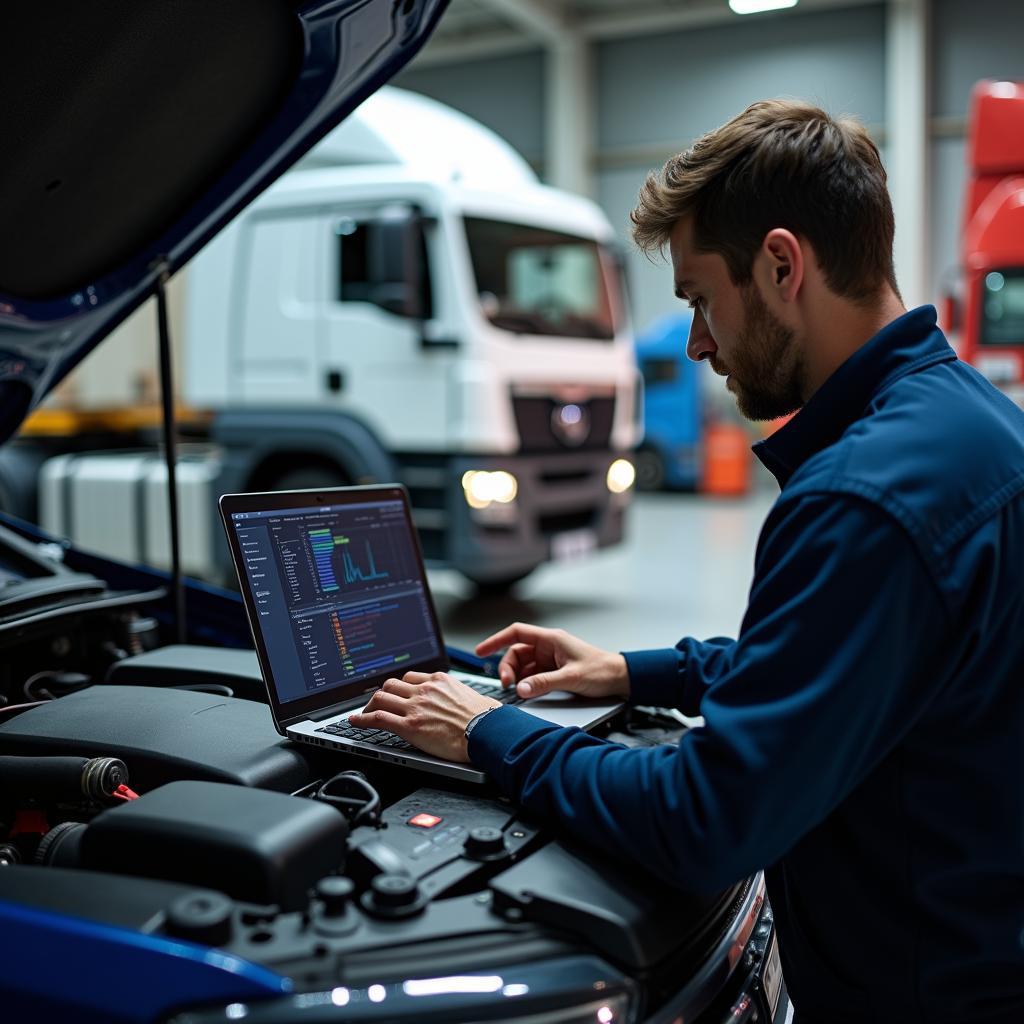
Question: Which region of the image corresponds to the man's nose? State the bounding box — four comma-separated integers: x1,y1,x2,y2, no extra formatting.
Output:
686,308,716,362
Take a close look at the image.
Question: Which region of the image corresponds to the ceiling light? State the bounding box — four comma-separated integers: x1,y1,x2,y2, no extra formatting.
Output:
729,0,798,13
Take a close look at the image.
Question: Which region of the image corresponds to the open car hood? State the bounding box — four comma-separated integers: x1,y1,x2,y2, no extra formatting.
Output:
0,0,448,444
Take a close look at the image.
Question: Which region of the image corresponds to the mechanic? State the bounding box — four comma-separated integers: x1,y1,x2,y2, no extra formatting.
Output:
349,100,1024,1023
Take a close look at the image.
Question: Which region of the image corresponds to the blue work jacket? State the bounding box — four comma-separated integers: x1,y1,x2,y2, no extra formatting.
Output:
469,306,1024,1023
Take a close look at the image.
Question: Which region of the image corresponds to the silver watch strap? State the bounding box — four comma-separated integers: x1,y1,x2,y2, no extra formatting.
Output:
464,705,501,741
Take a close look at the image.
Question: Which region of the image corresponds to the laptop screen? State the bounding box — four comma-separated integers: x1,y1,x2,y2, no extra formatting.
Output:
226,491,444,714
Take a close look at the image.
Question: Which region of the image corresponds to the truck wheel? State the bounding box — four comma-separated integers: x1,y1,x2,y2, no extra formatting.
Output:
635,447,666,491
265,465,352,492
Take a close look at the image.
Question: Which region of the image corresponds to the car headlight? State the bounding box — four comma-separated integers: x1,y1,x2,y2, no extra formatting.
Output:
193,962,636,1024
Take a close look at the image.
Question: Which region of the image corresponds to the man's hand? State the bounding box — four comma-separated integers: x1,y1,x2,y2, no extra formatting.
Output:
476,623,630,700
348,672,500,763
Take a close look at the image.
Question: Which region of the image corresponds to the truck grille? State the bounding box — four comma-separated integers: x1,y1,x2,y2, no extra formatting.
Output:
538,509,597,535
512,396,615,453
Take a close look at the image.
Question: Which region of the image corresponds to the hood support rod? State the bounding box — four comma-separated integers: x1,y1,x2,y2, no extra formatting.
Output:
155,262,186,644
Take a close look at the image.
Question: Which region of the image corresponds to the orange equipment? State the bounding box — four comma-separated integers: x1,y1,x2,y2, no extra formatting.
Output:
701,422,751,496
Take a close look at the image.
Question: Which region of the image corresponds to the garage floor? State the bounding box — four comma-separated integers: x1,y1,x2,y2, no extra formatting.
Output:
430,488,778,658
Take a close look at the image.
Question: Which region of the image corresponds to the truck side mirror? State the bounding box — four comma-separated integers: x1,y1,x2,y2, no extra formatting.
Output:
942,292,960,334
939,267,963,335
369,211,427,320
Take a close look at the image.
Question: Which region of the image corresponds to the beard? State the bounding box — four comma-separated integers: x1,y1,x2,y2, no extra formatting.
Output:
710,284,806,422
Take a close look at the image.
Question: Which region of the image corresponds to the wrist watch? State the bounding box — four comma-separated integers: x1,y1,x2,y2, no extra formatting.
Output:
464,705,500,741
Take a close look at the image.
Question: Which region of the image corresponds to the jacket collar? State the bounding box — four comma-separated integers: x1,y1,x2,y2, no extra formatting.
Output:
752,305,956,487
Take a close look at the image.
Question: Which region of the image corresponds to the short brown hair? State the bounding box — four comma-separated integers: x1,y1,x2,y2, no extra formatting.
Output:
630,100,897,302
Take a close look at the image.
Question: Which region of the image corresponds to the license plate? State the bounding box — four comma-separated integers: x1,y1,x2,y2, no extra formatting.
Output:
551,528,597,562
763,931,784,1018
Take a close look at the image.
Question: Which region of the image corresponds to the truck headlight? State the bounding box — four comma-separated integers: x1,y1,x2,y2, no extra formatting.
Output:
462,470,518,509
606,459,635,494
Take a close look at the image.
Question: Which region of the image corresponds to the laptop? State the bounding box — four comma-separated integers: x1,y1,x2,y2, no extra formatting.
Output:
220,484,624,784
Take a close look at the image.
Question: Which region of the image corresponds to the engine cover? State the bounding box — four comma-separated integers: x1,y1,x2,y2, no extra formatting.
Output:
0,685,314,792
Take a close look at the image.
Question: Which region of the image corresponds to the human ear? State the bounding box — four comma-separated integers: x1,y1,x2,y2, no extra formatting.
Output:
760,229,803,302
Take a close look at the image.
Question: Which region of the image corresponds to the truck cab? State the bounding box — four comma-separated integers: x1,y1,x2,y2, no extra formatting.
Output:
954,80,1024,408
634,313,700,491
186,88,640,587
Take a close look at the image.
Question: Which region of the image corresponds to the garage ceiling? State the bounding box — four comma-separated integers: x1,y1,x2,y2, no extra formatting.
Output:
418,0,879,63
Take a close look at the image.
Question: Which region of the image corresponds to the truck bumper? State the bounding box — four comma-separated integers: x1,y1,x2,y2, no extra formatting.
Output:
398,450,631,584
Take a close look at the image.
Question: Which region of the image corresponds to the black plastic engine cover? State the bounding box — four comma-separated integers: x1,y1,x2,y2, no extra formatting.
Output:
0,685,313,792
105,645,267,703
346,787,540,897
81,781,347,911
489,840,734,972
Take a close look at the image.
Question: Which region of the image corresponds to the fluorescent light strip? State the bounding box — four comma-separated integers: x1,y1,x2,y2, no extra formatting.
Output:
729,0,799,13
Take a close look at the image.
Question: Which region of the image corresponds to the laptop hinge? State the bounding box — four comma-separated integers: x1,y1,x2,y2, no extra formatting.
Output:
304,696,366,723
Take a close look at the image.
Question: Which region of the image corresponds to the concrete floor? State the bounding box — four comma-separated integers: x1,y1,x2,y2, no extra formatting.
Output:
429,488,778,659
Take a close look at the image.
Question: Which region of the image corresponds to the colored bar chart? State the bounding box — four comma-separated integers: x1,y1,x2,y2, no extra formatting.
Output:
330,610,354,672
308,529,390,592
308,529,340,592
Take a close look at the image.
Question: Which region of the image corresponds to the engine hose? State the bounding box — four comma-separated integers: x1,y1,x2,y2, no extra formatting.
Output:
0,755,130,804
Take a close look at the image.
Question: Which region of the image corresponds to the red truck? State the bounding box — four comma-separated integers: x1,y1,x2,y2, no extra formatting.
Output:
950,80,1024,407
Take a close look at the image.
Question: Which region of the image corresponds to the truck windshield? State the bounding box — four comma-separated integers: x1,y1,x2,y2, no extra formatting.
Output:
981,269,1024,346
463,217,617,340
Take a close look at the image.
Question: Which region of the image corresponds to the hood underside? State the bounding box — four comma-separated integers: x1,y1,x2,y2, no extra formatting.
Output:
0,0,448,443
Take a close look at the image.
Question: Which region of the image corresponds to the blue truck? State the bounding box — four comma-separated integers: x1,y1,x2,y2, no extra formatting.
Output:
635,314,702,490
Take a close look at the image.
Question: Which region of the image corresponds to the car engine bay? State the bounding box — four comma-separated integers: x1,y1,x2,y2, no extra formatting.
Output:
0,518,782,1024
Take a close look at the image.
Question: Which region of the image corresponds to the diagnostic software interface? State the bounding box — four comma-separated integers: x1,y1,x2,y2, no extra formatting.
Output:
230,499,441,705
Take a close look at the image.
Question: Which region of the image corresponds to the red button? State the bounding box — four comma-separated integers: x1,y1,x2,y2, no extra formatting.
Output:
408,812,442,829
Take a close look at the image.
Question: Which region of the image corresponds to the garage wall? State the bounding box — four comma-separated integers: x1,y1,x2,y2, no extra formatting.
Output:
400,0,1024,335
594,7,886,153
395,51,546,168
593,4,885,333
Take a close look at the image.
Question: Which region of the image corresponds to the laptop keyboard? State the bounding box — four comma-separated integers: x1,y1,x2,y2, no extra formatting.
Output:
315,680,526,751
461,679,527,706
317,722,418,750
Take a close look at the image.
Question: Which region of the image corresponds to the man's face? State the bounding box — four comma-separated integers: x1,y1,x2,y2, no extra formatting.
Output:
669,217,806,422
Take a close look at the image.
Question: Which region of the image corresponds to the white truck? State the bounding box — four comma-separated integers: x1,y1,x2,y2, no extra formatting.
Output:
15,88,640,589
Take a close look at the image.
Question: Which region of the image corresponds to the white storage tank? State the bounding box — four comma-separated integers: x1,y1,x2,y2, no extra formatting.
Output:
39,449,223,578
